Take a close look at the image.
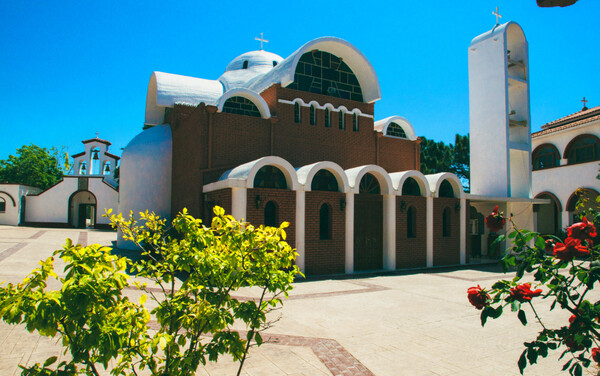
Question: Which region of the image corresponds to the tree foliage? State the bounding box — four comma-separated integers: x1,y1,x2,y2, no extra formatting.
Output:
0,144,63,190
0,207,300,375
420,134,470,190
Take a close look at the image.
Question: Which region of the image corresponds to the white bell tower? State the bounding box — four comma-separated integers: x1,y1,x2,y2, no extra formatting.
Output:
468,21,532,199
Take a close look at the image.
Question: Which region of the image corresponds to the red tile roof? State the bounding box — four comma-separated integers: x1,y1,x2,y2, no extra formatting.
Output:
82,137,112,146
533,105,600,138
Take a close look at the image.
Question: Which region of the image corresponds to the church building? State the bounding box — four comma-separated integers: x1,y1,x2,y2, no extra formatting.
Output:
119,22,541,276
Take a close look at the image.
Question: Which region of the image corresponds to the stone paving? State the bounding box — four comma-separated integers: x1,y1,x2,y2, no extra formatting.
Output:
0,225,597,375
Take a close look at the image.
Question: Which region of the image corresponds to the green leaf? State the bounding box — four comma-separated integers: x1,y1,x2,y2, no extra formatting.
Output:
518,350,527,374
255,332,263,346
43,356,57,367
517,310,527,326
511,300,521,312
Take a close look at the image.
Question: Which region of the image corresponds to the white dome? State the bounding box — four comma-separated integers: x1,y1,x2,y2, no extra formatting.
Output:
224,50,284,72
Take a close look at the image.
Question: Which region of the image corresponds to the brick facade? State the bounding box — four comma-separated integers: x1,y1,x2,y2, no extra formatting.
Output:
204,189,232,221
433,197,461,266
396,196,427,269
305,191,346,275
246,188,296,248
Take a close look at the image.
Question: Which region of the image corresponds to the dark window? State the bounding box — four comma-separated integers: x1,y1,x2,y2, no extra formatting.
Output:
407,206,417,238
77,177,89,190
325,108,331,128
272,60,278,67
0,198,5,213
566,135,600,165
402,178,421,196
359,173,381,194
319,204,332,240
264,201,278,227
353,113,359,132
439,180,455,198
386,122,407,138
339,111,345,130
222,96,261,117
294,102,301,123
532,144,560,170
287,50,364,102
310,105,317,125
254,166,288,189
443,207,452,237
311,170,339,192
242,60,249,69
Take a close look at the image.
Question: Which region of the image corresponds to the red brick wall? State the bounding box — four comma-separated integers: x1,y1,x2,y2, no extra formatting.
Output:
396,196,427,269
305,191,346,276
246,188,296,248
433,198,461,266
204,189,232,222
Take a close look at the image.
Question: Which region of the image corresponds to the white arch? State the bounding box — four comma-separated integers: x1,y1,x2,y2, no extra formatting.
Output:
345,165,394,195
389,170,431,197
216,88,272,119
296,161,350,193
223,156,299,191
426,173,464,199
249,37,381,103
373,116,417,141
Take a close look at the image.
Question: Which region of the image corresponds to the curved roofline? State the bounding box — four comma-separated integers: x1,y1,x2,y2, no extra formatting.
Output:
296,161,350,193
222,156,300,190
470,21,527,47
345,165,393,195
216,88,272,119
249,37,381,103
426,173,464,199
374,116,417,141
389,171,430,196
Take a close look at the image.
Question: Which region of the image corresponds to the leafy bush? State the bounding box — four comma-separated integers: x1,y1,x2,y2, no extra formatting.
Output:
0,207,301,375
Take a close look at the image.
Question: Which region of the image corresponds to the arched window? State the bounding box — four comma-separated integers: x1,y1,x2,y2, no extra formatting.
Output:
90,147,101,175
272,60,278,67
359,173,380,194
254,166,288,189
319,203,332,240
338,110,345,130
565,135,600,165
222,96,261,117
443,207,452,237
310,105,317,125
311,170,339,192
103,161,112,176
386,122,407,138
324,108,331,128
532,144,560,170
294,102,301,123
439,180,455,198
407,206,417,238
242,60,249,69
0,197,5,213
402,178,421,196
567,188,600,224
264,201,278,227
79,161,87,175
353,112,359,132
287,50,364,102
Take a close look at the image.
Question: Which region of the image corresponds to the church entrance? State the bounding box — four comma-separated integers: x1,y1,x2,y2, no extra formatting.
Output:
69,190,97,228
354,174,383,271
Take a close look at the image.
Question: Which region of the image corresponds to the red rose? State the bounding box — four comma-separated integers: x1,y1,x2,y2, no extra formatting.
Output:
467,285,490,310
485,206,506,232
544,239,555,255
592,347,600,364
509,283,542,302
565,335,585,352
567,217,597,241
553,237,590,261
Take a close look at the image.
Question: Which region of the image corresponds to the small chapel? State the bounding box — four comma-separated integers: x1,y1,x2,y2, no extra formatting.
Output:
119,20,542,276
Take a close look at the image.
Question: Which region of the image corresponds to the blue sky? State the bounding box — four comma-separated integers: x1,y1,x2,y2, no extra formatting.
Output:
1,0,598,162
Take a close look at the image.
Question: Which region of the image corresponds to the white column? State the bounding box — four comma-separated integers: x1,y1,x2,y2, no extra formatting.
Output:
295,190,305,274
231,187,247,221
426,196,434,267
460,198,467,264
345,192,354,274
383,194,396,270
562,210,571,227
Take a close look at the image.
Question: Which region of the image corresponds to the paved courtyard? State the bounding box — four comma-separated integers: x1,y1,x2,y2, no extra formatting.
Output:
0,225,596,375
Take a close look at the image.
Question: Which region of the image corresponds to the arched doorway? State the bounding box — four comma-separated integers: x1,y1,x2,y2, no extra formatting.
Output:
354,173,383,271
534,192,561,235
567,188,599,225
68,190,97,228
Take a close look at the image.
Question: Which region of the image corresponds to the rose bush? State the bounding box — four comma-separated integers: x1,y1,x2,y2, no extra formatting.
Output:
468,200,600,376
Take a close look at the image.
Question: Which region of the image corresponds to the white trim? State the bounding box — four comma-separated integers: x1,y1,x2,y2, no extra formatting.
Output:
345,165,394,195
389,170,431,196
426,173,465,199
277,99,374,118
216,88,272,119
296,161,350,193
374,116,418,141
220,156,300,191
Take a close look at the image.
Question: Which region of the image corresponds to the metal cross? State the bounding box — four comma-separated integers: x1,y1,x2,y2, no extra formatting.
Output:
95,131,99,138
255,33,268,50
582,97,588,109
493,7,502,25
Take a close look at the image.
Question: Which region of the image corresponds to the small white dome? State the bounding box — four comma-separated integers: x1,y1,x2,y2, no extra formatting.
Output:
224,50,284,72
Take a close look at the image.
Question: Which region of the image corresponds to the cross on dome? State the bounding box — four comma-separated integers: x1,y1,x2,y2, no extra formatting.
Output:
95,131,100,138
493,7,502,25
581,96,588,111
255,33,269,50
